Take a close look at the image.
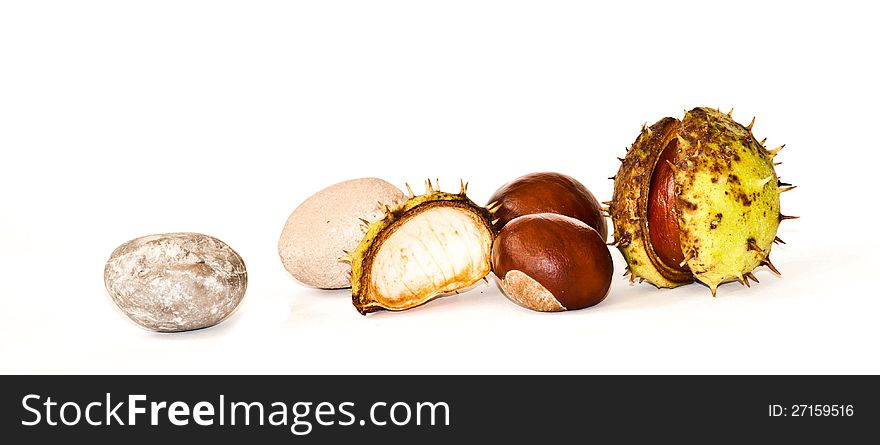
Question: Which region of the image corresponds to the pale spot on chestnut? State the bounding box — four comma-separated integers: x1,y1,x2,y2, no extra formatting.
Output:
497,270,566,312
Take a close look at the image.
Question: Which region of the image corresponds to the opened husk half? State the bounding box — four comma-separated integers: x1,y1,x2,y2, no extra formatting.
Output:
348,180,496,314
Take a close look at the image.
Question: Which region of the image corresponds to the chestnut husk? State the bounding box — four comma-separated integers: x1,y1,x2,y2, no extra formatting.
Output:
609,107,791,295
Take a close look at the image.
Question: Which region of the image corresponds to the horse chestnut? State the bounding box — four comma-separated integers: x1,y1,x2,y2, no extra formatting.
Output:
610,107,795,295
647,138,690,274
487,172,607,241
491,213,613,312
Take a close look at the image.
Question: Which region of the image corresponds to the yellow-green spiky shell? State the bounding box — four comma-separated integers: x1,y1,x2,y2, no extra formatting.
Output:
611,107,783,294
348,182,495,314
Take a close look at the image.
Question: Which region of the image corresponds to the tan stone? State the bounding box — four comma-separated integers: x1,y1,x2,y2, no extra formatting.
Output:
278,178,404,289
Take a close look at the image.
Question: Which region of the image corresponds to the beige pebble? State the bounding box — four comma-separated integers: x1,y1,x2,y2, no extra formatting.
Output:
279,178,405,289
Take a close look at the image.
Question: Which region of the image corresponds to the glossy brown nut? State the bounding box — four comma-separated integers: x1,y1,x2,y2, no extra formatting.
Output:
487,172,607,241
491,213,613,312
647,139,689,273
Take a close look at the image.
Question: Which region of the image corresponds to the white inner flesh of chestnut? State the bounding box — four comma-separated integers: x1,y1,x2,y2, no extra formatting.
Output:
370,206,492,310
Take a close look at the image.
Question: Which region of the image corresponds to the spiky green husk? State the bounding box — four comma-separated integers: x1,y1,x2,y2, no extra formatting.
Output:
348,180,495,314
610,107,787,294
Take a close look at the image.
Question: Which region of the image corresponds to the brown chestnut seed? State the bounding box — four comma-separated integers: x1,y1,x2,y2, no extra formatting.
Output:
647,138,689,273
487,172,607,241
491,213,613,312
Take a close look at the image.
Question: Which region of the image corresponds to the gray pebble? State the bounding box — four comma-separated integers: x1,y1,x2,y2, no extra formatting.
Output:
104,232,247,332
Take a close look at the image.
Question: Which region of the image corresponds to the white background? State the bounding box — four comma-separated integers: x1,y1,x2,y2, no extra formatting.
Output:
1,1,878,374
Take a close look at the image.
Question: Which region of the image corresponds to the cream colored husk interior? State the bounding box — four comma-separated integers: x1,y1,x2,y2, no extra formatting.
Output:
369,206,492,309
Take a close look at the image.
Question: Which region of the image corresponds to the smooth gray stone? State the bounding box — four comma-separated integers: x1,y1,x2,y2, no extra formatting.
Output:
104,232,247,332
